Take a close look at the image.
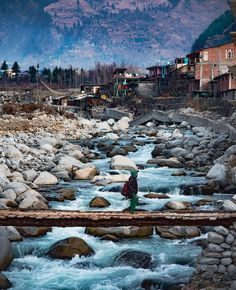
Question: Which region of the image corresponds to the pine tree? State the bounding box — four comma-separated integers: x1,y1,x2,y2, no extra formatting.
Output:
29,66,37,82
12,61,20,78
1,60,8,71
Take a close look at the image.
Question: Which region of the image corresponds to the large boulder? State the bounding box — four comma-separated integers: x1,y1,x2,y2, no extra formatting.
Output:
206,164,226,182
0,173,10,188
19,195,48,210
73,165,98,180
89,196,110,208
172,129,183,139
85,226,153,238
221,200,236,211
4,182,28,196
22,169,38,182
95,122,112,132
156,226,201,239
0,236,13,271
110,155,137,170
40,143,54,153
0,226,22,242
0,164,11,177
165,201,187,210
113,117,130,131
0,199,18,208
148,158,182,168
0,273,12,289
170,147,188,158
112,250,152,269
47,237,94,259
7,145,23,160
58,156,84,172
16,189,47,204
39,137,63,148
92,174,129,184
34,171,58,185
103,133,119,141
0,189,16,200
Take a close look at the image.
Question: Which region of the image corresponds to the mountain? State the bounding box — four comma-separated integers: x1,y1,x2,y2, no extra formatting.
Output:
0,0,230,68
192,10,236,52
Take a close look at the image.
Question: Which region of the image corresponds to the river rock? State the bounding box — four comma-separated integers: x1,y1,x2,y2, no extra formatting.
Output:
19,196,48,209
56,188,76,201
208,243,224,253
85,226,153,238
110,155,138,170
89,196,110,208
206,164,226,182
92,174,129,184
208,232,224,244
112,250,152,269
73,165,98,180
41,143,54,153
108,147,127,157
172,129,183,139
0,199,18,208
152,158,182,168
214,226,229,236
0,226,22,242
22,169,38,182
123,145,137,153
100,234,120,242
0,236,13,270
47,237,94,259
7,145,23,160
200,257,220,265
165,201,187,210
58,156,84,171
221,258,232,266
0,274,12,289
226,234,235,244
16,189,47,204
0,164,11,176
156,226,200,239
144,193,170,199
113,117,130,131
4,182,28,196
0,189,16,200
0,173,10,188
103,133,119,140
221,200,236,211
16,227,52,237
34,171,58,185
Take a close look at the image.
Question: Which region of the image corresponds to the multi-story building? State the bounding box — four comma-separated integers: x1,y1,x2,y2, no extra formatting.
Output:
187,42,236,93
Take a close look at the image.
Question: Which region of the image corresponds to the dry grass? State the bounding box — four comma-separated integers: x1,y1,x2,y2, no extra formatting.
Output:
2,103,55,115
186,97,209,111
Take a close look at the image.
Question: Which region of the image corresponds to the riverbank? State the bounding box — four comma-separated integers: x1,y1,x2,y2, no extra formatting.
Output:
0,109,236,289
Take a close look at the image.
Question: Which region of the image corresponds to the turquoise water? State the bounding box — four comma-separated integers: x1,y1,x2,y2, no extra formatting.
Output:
4,140,209,290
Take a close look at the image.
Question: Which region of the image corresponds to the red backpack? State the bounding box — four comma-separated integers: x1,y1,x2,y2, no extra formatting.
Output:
121,182,131,199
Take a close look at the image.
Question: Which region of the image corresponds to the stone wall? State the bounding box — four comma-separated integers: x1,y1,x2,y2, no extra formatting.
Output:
189,225,236,290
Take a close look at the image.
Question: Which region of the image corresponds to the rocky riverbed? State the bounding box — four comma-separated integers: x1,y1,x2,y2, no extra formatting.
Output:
0,111,236,289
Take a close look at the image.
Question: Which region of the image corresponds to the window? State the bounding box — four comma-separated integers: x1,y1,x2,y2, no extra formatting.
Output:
226,49,234,59
202,51,208,61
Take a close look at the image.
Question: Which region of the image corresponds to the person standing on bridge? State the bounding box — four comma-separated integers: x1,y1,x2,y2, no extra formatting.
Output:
127,170,139,214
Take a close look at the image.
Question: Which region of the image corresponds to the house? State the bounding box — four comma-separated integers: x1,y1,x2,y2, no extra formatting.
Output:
112,68,146,97
210,72,236,99
187,42,236,93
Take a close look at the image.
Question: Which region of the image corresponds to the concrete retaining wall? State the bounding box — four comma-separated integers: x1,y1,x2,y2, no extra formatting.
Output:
130,110,236,141
106,109,132,120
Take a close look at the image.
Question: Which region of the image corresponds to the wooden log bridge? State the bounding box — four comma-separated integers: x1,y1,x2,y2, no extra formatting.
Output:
0,210,236,227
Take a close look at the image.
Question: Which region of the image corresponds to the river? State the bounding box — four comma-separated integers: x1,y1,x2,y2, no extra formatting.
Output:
3,130,225,290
